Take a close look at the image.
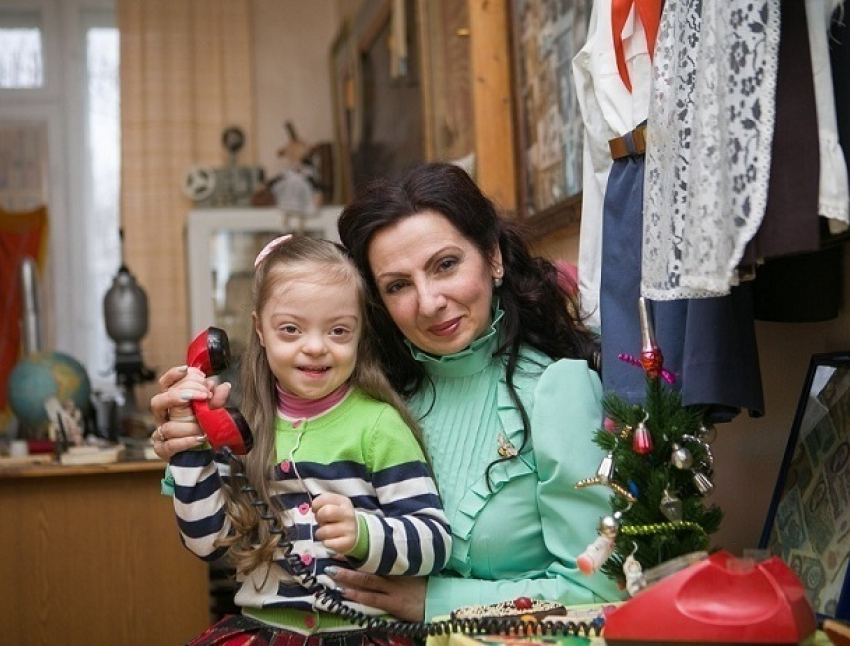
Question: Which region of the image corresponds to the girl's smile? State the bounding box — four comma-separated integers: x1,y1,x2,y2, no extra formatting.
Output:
254,277,361,400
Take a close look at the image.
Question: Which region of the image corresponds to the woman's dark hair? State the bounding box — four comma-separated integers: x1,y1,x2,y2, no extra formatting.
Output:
338,163,600,481
338,161,598,392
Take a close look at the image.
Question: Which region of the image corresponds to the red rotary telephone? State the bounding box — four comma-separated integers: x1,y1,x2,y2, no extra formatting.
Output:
185,326,253,454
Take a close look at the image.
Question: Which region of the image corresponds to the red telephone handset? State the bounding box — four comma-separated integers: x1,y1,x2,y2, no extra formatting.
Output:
186,326,253,454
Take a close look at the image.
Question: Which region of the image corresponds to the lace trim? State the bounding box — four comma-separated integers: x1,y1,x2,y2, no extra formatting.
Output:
641,0,781,300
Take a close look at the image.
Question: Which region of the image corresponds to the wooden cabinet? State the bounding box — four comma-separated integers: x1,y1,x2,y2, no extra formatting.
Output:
0,461,210,645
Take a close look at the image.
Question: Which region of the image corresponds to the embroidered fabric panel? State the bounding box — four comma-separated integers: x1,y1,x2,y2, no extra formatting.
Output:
641,0,781,299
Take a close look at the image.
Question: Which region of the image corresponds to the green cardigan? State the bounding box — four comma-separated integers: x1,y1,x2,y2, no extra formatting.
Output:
406,317,625,618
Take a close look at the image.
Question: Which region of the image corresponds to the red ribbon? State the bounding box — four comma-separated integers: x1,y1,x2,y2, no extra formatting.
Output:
611,0,663,92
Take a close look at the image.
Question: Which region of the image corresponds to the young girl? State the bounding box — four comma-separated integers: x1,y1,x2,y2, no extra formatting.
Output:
167,235,452,645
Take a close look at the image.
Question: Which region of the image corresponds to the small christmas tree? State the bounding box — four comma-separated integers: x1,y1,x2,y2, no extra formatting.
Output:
575,298,723,593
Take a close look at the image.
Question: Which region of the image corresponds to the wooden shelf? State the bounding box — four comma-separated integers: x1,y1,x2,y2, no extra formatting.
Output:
0,457,166,480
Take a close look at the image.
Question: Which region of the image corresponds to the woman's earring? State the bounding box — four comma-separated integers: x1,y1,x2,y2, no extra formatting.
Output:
493,269,504,288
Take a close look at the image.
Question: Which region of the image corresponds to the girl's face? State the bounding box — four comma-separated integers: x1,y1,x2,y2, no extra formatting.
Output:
367,210,502,356
254,274,361,399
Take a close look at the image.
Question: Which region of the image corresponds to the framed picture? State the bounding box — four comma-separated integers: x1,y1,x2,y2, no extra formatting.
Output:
331,0,424,199
416,0,475,169
330,20,358,204
509,0,592,236
760,351,850,622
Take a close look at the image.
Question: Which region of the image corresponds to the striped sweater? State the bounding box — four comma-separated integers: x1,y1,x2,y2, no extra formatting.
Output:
169,388,451,621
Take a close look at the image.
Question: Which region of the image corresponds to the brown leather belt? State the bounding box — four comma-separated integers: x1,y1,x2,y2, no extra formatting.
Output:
608,125,647,160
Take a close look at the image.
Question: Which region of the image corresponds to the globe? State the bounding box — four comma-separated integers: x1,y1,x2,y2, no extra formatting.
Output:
7,352,92,436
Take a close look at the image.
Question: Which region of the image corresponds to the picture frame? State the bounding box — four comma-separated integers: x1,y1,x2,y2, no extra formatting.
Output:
760,351,850,622
333,0,423,198
508,0,592,237
415,0,475,168
329,20,358,204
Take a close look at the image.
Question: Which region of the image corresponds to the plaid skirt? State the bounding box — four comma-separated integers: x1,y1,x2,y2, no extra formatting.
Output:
188,614,421,646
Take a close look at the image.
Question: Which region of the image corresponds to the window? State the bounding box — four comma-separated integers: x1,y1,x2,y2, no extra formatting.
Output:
82,12,121,388
1,0,120,408
0,9,43,88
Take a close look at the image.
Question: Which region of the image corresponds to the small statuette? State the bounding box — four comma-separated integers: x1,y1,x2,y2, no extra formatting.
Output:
623,546,645,596
497,433,517,458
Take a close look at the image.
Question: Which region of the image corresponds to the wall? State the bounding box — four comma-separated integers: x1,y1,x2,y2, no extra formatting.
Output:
252,0,341,177
712,249,850,552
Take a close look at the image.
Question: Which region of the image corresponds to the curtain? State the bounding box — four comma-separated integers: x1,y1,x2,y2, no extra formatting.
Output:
0,206,48,431
117,0,255,400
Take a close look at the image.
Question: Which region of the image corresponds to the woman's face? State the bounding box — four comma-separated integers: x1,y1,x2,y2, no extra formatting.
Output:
367,210,502,356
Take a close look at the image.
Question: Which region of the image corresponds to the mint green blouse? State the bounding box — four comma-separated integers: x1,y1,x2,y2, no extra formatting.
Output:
406,314,625,618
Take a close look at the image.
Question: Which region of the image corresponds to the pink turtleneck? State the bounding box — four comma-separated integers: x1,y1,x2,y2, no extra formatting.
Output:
276,382,351,422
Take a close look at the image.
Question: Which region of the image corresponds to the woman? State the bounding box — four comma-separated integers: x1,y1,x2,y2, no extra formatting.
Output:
151,162,623,623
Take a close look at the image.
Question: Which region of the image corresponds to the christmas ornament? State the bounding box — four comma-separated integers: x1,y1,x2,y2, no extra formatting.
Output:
632,412,653,454
576,298,723,589
638,297,664,380
596,451,615,484
623,544,645,596
577,535,615,575
670,443,693,469
692,471,715,496
660,489,683,523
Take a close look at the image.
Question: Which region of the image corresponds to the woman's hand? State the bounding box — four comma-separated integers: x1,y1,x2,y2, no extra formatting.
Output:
325,568,428,622
149,365,231,459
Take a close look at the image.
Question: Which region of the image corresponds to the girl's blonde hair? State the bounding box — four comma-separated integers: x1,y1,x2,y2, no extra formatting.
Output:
218,236,423,575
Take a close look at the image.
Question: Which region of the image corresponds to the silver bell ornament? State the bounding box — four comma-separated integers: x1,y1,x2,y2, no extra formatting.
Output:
599,511,623,539
670,443,693,470
692,471,715,496
596,451,615,484
697,422,717,444
660,489,683,522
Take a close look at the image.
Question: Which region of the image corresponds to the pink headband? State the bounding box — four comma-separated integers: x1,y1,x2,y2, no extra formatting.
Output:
254,234,293,267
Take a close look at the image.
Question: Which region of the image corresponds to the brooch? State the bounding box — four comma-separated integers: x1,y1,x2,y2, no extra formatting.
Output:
497,433,518,458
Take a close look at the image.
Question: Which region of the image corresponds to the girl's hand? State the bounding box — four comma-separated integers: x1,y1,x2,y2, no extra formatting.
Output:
324,569,427,622
313,493,358,555
149,365,231,459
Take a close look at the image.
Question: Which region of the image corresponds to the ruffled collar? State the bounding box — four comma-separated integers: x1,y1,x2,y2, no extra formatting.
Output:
406,307,504,378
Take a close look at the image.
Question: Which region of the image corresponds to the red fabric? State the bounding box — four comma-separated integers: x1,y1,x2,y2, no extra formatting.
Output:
611,0,663,92
0,206,48,414
188,615,418,646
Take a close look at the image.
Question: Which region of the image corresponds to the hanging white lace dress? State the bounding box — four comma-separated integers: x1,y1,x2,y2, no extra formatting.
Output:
641,0,781,300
